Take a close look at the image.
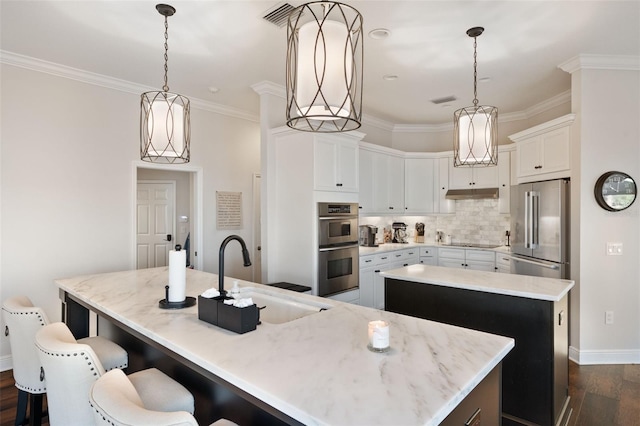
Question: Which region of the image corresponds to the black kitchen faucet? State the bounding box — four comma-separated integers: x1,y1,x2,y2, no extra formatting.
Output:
218,235,252,296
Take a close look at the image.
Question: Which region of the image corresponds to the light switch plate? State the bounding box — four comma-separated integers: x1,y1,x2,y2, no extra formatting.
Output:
606,242,623,255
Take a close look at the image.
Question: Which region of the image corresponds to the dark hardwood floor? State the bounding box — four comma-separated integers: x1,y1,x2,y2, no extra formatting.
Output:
1,361,639,425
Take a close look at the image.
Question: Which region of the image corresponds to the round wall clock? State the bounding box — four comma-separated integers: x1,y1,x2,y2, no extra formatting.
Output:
594,171,637,211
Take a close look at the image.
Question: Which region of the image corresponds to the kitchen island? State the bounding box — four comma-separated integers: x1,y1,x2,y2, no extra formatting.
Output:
56,267,513,426
382,264,574,426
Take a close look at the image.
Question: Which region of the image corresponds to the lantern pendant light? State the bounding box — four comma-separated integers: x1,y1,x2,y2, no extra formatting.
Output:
453,27,497,167
286,1,363,132
141,4,190,164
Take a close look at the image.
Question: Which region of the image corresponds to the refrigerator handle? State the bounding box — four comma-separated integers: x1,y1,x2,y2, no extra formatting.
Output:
531,191,540,248
524,191,530,248
524,191,535,249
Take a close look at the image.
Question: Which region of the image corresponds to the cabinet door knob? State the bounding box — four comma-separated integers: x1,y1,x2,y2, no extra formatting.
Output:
389,207,394,210
336,183,343,187
374,270,381,273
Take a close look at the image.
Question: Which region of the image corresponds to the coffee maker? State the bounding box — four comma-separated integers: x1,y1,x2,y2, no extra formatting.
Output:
359,225,378,247
392,222,408,243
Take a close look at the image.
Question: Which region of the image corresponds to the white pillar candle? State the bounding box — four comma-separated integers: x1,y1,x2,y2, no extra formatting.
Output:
368,320,390,351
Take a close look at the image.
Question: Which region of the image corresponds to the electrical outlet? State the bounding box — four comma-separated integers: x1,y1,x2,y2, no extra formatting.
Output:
605,311,614,325
606,242,623,255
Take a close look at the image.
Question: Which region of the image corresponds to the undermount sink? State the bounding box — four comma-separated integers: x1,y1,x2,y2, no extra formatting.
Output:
238,287,331,325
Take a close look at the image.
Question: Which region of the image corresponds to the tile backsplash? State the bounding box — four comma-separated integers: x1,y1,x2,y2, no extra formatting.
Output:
360,199,510,246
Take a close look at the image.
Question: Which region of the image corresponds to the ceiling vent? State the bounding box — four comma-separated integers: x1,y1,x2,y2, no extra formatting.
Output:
263,3,296,28
431,95,457,105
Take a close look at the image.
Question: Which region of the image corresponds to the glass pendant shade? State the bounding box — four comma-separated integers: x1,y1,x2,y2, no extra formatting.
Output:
141,91,190,163
286,1,363,132
454,104,498,166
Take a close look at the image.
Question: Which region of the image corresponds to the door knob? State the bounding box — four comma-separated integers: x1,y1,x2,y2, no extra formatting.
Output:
164,234,172,242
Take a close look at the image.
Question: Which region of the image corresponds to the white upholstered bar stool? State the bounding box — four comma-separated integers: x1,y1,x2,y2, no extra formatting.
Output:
35,322,194,425
2,295,128,425
90,369,237,426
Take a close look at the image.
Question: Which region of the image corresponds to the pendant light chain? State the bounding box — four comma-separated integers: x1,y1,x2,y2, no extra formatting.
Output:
472,36,478,107
163,14,170,92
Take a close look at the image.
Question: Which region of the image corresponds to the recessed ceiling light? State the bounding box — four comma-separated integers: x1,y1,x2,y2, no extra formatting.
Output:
208,86,220,94
369,28,391,39
382,74,398,81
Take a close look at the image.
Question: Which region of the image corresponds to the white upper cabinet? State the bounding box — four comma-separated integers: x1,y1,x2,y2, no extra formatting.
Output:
498,150,512,214
437,156,455,214
360,146,405,215
314,136,359,192
358,148,375,214
509,114,575,184
449,163,499,189
387,155,405,212
372,152,404,213
404,158,435,214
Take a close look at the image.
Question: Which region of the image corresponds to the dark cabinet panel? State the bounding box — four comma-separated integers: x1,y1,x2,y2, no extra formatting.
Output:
385,278,569,426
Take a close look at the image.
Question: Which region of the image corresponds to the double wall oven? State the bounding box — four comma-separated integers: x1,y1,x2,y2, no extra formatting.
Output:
317,202,359,297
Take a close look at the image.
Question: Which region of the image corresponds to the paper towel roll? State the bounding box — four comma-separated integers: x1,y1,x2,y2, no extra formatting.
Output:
168,249,187,302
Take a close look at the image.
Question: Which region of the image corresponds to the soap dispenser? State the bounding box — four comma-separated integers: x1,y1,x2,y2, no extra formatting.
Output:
230,280,240,298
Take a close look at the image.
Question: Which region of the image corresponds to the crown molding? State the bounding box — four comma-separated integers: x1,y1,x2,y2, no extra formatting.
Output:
523,90,571,118
362,114,395,132
559,54,640,74
0,50,259,123
2,51,574,131
251,80,285,98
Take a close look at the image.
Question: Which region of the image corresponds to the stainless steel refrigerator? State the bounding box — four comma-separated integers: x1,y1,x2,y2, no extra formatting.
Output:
510,179,570,279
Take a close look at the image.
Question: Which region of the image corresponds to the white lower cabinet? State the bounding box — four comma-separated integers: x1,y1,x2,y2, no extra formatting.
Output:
359,255,377,307
495,253,512,273
360,248,419,310
419,246,437,265
438,248,496,271
327,289,360,304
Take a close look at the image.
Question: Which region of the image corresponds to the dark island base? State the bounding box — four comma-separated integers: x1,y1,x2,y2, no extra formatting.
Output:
385,278,571,426
62,293,295,426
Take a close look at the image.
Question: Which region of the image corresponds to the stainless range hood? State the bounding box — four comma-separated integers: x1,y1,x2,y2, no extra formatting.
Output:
445,188,499,200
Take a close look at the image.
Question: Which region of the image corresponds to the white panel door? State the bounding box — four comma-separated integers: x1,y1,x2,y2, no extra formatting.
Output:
137,182,175,269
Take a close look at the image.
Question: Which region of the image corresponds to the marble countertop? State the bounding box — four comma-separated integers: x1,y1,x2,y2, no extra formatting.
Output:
360,242,512,256
55,267,514,426
381,264,574,302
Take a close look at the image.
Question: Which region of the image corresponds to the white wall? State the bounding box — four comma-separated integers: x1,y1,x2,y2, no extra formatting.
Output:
0,63,261,366
570,65,640,363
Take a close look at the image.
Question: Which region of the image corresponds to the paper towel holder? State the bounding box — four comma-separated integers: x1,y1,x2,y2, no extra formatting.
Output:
159,243,196,309
159,285,196,309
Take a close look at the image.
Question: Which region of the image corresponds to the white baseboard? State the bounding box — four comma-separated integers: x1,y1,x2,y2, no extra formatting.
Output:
570,345,640,365
0,354,13,372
